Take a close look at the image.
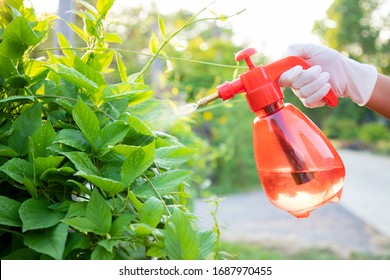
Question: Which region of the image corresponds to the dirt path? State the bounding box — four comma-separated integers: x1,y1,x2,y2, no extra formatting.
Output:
194,149,390,258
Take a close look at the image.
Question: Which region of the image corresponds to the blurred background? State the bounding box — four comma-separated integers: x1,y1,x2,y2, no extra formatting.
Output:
30,0,390,259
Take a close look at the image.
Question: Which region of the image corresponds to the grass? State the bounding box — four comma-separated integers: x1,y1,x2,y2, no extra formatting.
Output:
219,241,390,260
219,241,286,260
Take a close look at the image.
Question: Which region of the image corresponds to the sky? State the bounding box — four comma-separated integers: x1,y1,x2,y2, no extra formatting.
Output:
29,0,334,59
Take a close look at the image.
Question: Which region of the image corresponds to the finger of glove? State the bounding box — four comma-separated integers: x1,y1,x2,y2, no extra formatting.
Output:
289,65,323,89
302,83,331,108
291,88,324,108
297,71,330,98
278,65,303,87
302,98,326,108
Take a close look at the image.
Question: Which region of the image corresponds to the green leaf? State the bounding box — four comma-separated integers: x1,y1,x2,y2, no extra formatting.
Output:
158,15,167,38
197,231,217,260
96,0,115,18
0,95,35,106
53,129,90,152
46,64,98,92
132,223,154,235
34,156,64,176
110,144,140,157
164,208,199,260
132,170,191,199
57,32,75,60
102,82,151,104
24,223,69,260
40,166,75,182
3,74,29,89
91,245,115,260
24,177,37,198
140,197,163,228
0,158,34,184
29,120,57,158
19,199,64,232
97,120,130,156
0,195,22,227
61,151,100,175
7,0,24,10
67,22,88,43
98,239,118,253
104,33,122,44
86,188,112,235
110,214,135,237
148,31,160,54
0,17,43,59
65,202,88,218
0,144,18,157
62,216,102,235
63,231,91,258
88,50,114,72
74,56,106,87
126,114,153,136
0,54,18,77
48,201,72,213
72,98,100,150
146,241,166,259
0,37,26,59
8,103,42,155
2,16,41,46
115,52,127,83
121,141,155,187
25,59,49,79
76,171,125,196
155,146,196,168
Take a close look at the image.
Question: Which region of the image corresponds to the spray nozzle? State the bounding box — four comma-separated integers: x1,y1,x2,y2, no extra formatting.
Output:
195,47,339,111
196,92,220,107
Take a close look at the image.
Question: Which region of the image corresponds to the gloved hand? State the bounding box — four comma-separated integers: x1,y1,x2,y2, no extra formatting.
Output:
278,44,378,107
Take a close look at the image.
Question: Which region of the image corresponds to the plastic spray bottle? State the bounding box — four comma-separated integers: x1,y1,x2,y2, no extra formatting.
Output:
196,48,345,218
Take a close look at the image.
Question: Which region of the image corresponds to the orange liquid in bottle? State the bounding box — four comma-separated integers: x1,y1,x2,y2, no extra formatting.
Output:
260,168,344,218
253,102,345,218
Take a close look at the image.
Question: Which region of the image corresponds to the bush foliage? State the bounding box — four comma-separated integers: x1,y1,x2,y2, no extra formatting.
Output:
0,0,218,260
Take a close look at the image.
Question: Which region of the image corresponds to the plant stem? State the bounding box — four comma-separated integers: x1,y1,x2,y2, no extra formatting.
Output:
143,174,171,216
38,46,244,69
134,6,246,81
0,227,24,237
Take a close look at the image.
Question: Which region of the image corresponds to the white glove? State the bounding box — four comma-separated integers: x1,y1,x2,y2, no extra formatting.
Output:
278,44,378,107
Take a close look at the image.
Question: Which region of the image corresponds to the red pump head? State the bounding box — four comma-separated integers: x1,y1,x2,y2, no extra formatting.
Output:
215,48,338,112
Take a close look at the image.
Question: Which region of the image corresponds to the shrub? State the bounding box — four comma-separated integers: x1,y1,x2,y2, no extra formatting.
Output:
322,116,359,140
0,0,218,260
359,122,390,144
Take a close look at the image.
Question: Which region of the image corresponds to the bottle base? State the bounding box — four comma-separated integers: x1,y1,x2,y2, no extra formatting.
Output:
287,188,343,218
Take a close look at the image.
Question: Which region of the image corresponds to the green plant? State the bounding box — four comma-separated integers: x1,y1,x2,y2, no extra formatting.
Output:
0,0,218,260
359,122,390,144
322,116,359,140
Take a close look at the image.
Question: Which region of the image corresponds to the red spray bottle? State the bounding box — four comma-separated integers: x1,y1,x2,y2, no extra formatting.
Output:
196,48,345,218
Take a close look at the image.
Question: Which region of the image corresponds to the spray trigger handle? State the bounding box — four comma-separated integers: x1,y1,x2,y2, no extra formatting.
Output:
235,48,338,108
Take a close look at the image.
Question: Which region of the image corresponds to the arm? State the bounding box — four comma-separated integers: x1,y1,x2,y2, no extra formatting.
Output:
366,74,390,120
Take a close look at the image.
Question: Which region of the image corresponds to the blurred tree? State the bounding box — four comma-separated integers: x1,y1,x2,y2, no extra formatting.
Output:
314,0,379,59
313,0,390,125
